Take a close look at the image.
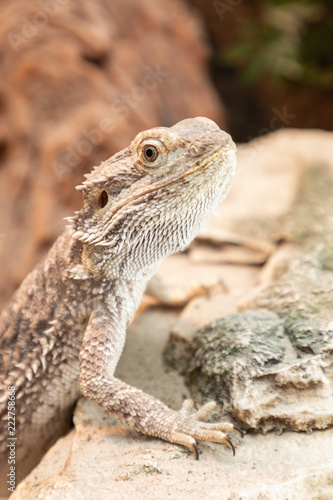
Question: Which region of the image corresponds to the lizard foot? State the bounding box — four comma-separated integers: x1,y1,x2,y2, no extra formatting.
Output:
158,400,244,459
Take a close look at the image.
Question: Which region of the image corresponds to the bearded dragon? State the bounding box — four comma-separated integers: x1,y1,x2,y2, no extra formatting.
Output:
0,117,241,494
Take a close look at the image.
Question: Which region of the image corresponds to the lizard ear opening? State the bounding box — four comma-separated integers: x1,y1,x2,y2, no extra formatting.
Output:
99,190,109,209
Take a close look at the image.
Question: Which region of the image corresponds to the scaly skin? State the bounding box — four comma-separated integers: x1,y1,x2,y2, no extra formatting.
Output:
0,117,239,494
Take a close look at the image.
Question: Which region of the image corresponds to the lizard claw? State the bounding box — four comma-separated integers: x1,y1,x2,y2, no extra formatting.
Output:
165,401,244,459
192,442,199,460
224,437,235,456
233,425,245,438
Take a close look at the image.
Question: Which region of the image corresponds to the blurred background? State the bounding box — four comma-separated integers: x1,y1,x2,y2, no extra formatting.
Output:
0,0,332,309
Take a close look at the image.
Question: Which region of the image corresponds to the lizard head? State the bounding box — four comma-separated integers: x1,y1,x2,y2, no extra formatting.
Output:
69,117,236,277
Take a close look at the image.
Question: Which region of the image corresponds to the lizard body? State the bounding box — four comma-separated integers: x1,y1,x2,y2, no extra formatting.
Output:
0,117,239,493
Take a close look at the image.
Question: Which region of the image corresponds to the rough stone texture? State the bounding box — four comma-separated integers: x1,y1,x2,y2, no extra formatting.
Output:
10,308,333,500
163,264,259,373
187,309,333,432
0,0,224,311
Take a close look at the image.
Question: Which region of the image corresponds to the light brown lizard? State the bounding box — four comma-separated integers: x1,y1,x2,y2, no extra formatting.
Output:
0,117,241,494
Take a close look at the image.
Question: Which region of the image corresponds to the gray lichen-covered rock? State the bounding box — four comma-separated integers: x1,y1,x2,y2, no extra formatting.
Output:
186,309,285,401
187,308,333,432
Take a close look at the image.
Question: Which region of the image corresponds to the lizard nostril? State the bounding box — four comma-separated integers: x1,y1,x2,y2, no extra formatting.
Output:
99,190,109,209
189,144,206,157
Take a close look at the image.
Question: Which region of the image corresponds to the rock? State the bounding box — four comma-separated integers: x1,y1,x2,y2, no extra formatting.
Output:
187,309,333,432
0,0,225,310
164,265,259,372
146,254,228,307
193,228,275,265
189,244,270,266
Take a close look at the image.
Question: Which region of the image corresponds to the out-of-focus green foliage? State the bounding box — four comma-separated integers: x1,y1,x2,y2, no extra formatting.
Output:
224,0,333,88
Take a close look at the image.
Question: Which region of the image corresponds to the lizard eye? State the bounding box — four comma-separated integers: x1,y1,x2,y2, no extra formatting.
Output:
137,138,166,167
99,190,109,209
141,144,158,163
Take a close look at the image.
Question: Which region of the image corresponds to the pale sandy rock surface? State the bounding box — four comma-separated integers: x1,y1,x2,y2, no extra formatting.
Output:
9,128,333,499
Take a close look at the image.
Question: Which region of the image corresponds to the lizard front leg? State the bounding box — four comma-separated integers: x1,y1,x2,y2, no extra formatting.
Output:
79,308,243,459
